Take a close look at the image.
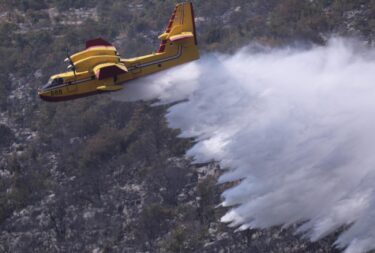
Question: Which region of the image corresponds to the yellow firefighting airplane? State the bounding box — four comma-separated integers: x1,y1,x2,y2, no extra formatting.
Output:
38,2,199,102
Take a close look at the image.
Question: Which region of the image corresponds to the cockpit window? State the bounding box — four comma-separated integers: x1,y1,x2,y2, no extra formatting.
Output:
43,78,64,89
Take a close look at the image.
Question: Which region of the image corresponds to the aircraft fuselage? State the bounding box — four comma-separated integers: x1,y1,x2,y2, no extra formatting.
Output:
38,2,199,102
38,43,197,102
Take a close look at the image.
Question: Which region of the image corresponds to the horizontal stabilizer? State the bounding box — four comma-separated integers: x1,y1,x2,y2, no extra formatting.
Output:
97,85,123,92
94,63,128,80
170,32,194,42
86,38,112,49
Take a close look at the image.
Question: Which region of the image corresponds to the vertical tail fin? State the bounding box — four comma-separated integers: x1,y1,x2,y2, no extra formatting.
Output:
190,2,198,46
157,2,198,53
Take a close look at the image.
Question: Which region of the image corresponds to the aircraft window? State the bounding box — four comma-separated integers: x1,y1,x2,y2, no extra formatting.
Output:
44,78,64,89
54,78,64,86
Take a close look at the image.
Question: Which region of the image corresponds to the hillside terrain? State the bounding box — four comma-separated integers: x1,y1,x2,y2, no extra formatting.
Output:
0,0,374,252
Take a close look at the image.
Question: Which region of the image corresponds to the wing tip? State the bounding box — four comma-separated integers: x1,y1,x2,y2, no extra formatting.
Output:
86,38,112,49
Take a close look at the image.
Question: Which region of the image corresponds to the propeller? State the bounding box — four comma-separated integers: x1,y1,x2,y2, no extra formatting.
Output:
65,48,77,79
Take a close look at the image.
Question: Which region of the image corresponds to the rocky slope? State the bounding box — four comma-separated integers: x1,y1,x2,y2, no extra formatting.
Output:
0,1,374,252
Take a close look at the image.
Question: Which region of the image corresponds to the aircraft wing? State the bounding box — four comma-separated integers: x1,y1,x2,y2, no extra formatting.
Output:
93,63,128,80
69,38,118,67
86,38,113,49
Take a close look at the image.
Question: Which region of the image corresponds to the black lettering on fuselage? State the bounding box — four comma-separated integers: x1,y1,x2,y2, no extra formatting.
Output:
50,90,63,96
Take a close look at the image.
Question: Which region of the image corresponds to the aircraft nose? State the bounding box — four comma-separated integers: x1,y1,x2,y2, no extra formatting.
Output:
38,93,45,101
38,90,48,101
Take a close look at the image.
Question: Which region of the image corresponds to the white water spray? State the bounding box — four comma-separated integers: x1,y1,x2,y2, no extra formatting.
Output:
113,38,375,253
